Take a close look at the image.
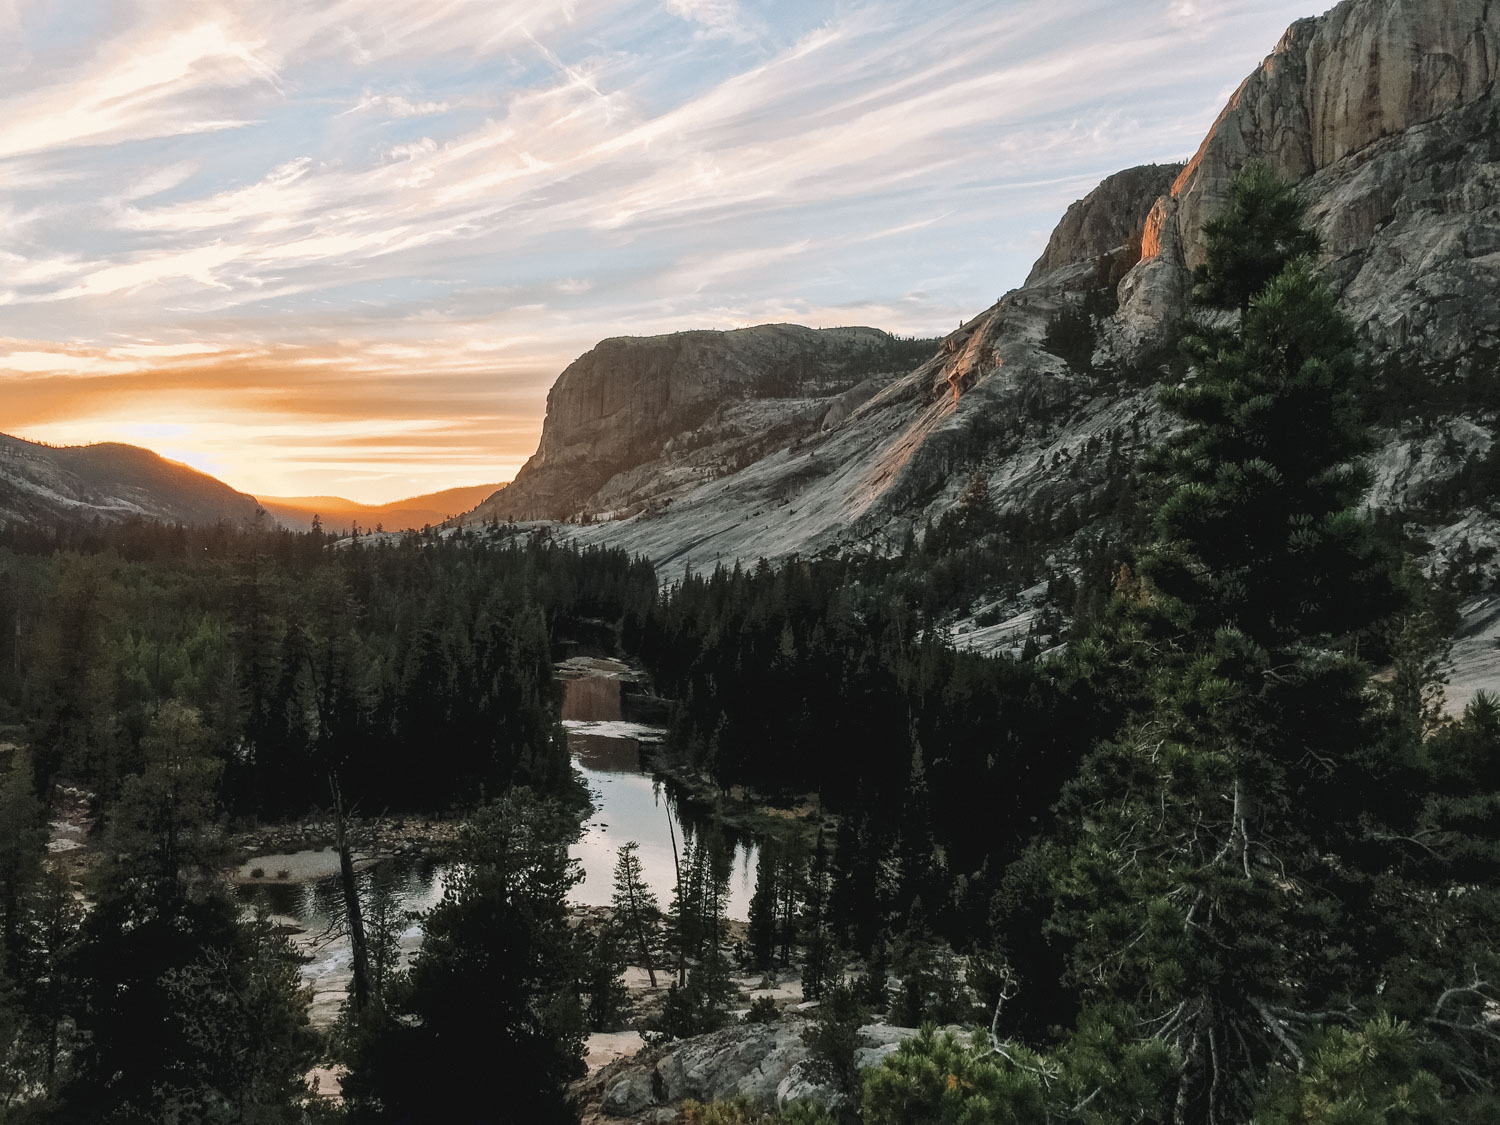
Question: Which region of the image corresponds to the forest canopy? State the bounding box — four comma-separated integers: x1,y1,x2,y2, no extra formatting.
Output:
0,166,1496,1124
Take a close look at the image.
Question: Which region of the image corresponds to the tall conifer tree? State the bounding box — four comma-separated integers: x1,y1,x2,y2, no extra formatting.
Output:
1046,166,1406,1123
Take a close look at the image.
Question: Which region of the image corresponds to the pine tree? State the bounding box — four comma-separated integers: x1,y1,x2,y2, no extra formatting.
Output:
799,978,867,1100
360,864,406,1008
27,556,118,800
1046,165,1407,1123
578,922,630,1032
1369,693,1500,1115
62,702,317,1122
611,841,661,988
1192,160,1321,315
343,792,585,1124
747,844,779,971
0,751,45,955
666,835,705,987
800,830,833,1002
13,866,83,1104
0,940,25,1112
1252,1017,1449,1125
1149,254,1400,647
894,743,942,921
777,841,805,966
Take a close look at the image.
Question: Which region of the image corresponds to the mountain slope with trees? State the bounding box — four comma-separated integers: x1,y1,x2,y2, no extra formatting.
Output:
484,0,1500,698
0,432,262,529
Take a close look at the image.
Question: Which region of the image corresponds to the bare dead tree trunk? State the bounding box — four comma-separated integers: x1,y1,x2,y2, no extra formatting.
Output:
666,806,685,987
332,773,372,1016
625,872,657,988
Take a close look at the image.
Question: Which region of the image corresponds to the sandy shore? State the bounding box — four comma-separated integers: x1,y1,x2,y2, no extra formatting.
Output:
232,850,380,884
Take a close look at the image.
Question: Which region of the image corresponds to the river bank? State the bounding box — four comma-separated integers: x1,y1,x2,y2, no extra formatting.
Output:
227,652,837,1057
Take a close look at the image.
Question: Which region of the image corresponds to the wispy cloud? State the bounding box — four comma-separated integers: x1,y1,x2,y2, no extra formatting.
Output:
0,0,1319,500
346,92,458,117
0,19,275,159
668,0,764,44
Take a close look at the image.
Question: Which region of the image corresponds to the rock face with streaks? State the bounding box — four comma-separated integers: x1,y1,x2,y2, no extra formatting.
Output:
1120,0,1500,364
464,0,1500,698
1025,163,1185,291
475,325,901,523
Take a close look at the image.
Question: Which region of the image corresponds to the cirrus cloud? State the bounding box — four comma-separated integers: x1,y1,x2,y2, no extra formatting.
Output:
0,0,1318,502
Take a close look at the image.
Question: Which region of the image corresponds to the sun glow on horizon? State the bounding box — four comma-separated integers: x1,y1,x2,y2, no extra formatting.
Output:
0,0,1319,499
12,407,529,507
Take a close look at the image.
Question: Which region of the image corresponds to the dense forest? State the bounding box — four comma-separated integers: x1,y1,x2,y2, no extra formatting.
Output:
0,167,1497,1123
0,522,657,813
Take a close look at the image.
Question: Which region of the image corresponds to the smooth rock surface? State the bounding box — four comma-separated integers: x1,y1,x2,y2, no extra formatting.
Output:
575,1019,942,1121
466,0,1500,709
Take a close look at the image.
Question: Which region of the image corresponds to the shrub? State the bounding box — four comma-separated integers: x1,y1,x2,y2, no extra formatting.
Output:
1043,307,1095,373
862,1028,1048,1125
800,979,867,1098
643,970,733,1042
683,1097,836,1125
744,996,779,1024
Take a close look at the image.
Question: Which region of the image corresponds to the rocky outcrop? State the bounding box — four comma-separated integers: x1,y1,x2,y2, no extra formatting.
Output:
1025,163,1184,289
1175,0,1495,263
1121,0,1500,359
0,431,261,528
474,325,898,522
574,1018,941,1123
465,0,1500,699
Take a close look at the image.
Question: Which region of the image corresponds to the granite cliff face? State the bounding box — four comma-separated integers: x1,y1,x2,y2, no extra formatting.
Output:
469,0,1500,693
1025,163,1184,290
1121,0,1500,361
474,324,920,523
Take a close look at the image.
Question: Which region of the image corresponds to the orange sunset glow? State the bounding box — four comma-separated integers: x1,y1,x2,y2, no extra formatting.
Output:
1,0,1314,503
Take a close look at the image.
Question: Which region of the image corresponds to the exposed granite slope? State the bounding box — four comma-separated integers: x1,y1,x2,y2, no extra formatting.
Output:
474,325,898,522
465,0,1500,702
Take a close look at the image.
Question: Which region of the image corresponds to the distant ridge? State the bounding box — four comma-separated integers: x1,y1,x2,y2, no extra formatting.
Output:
0,432,261,528
0,432,507,534
257,483,506,533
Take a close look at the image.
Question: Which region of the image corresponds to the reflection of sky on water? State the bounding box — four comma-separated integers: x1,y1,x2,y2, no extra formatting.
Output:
237,858,450,1024
563,665,757,919
235,666,759,1025
570,736,758,920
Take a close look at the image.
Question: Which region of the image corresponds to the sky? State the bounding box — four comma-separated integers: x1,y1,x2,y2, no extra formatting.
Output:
0,0,1322,503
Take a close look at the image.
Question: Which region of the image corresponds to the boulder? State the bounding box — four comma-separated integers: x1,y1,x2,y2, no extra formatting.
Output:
601,1068,659,1117
576,1018,954,1121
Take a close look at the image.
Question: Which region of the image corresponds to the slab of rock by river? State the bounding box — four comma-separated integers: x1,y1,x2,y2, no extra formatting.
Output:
574,1016,956,1123
233,850,377,884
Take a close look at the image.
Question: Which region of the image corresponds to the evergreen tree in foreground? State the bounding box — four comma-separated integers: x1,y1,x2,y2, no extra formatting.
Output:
746,845,779,972
858,163,1498,1125
1191,161,1321,315
342,791,585,1125
1045,167,1411,1122
62,702,318,1123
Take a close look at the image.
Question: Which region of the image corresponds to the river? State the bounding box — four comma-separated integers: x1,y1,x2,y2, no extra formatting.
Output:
562,656,758,917
236,657,756,1026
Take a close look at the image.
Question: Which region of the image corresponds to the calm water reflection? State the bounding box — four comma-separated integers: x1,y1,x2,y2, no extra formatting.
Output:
563,657,757,918
238,659,756,1025
236,857,450,1025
